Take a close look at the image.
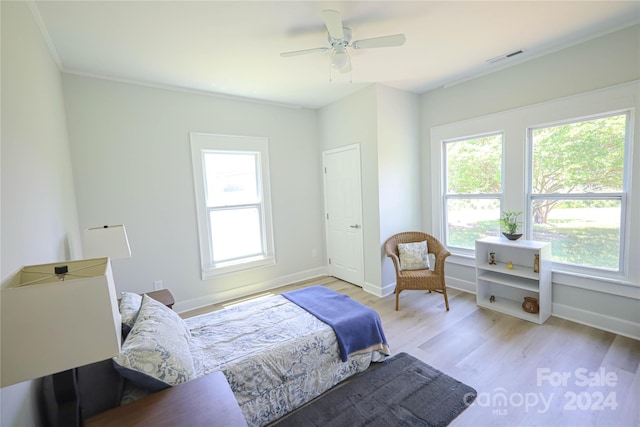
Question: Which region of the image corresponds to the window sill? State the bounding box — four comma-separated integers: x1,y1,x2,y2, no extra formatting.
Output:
551,270,639,300
201,255,275,279
447,252,476,267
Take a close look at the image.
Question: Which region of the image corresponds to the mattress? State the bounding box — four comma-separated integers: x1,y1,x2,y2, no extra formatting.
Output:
186,294,388,426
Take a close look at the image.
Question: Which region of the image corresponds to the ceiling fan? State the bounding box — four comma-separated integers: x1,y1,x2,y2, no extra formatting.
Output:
280,10,406,74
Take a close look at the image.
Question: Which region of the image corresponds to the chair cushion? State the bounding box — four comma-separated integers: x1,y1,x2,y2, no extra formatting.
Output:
398,241,430,271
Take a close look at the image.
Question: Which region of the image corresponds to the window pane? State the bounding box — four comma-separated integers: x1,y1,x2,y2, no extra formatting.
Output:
210,208,262,262
531,200,621,270
446,134,502,194
532,114,626,194
447,198,501,249
204,152,259,206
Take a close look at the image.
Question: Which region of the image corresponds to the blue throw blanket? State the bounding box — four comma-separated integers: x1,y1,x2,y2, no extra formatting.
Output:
282,286,388,362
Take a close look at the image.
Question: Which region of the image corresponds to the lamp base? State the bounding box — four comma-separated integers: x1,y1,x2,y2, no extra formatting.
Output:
43,369,81,427
43,360,124,426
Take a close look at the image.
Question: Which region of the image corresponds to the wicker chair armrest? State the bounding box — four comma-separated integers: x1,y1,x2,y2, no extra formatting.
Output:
432,250,451,275
386,252,401,273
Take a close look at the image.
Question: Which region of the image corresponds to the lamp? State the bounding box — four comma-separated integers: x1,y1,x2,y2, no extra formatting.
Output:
0,258,121,424
83,225,131,260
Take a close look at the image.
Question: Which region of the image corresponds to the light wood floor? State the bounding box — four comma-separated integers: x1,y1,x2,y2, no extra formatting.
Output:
182,277,640,427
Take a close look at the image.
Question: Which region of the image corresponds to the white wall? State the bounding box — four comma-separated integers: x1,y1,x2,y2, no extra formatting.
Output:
62,75,325,311
1,2,81,425
421,25,640,129
318,85,421,296
421,25,640,229
420,24,640,338
376,86,421,292
318,86,382,292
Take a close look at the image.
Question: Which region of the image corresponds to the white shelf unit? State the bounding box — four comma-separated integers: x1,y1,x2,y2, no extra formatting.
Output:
475,237,551,324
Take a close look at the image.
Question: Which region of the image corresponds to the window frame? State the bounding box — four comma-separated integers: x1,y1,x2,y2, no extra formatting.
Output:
190,133,275,279
429,82,637,285
525,110,631,274
441,131,504,255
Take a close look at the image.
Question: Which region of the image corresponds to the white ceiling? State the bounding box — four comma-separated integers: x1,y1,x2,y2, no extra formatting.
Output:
33,1,640,109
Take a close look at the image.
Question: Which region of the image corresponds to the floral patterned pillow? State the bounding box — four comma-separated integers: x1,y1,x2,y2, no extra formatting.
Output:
113,294,195,391
119,292,143,335
398,241,430,271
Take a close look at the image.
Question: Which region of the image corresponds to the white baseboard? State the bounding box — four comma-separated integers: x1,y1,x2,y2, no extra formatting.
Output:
552,302,640,341
445,276,476,294
381,282,396,297
372,278,474,299
361,281,379,297
361,281,394,297
174,267,327,313
444,278,639,340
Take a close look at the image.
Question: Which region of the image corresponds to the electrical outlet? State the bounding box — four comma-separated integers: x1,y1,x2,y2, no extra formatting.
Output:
153,280,163,290
311,249,317,257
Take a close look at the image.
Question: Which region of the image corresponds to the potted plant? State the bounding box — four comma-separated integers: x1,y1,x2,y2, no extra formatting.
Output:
500,210,522,240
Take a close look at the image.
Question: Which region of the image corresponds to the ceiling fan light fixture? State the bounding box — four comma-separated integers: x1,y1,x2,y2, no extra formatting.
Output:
330,49,351,72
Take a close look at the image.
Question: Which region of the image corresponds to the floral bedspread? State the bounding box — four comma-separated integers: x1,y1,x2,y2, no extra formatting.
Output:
186,294,388,426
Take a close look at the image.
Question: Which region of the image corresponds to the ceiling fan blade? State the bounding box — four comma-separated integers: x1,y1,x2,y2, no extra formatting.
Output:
322,9,344,40
280,47,329,57
352,34,406,49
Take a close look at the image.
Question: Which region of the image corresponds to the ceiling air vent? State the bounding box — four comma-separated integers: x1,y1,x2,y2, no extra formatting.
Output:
487,49,524,64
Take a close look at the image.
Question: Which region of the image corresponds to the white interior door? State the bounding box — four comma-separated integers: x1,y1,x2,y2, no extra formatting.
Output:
323,144,364,286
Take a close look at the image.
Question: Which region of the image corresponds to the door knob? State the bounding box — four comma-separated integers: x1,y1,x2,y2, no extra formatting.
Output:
350,224,361,229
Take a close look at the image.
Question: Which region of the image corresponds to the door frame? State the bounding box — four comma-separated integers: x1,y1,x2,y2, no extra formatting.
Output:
322,143,365,286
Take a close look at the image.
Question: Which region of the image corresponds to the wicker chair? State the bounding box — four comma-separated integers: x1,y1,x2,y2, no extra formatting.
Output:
384,232,451,311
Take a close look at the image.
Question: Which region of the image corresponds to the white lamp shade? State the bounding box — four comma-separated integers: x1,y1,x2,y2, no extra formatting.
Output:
84,225,131,260
0,258,122,387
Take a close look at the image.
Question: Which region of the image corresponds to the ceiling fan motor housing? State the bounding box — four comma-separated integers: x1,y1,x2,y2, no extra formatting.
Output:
328,27,352,49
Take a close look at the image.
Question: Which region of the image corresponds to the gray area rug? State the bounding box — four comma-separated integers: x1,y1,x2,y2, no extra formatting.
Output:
272,352,477,427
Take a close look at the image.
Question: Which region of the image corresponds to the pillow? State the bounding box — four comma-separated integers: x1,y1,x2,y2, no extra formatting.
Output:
119,292,143,337
398,241,430,271
113,294,195,391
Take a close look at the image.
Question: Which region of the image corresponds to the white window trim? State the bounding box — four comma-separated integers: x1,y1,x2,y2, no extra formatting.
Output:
430,81,638,284
190,133,275,279
525,110,631,275
431,114,516,243
442,131,504,254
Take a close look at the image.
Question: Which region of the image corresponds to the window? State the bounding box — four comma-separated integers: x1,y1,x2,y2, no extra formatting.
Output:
191,133,275,278
431,82,637,284
443,133,503,251
528,112,629,272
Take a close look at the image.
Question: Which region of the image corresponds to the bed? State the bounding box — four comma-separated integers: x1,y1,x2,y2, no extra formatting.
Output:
111,286,390,426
